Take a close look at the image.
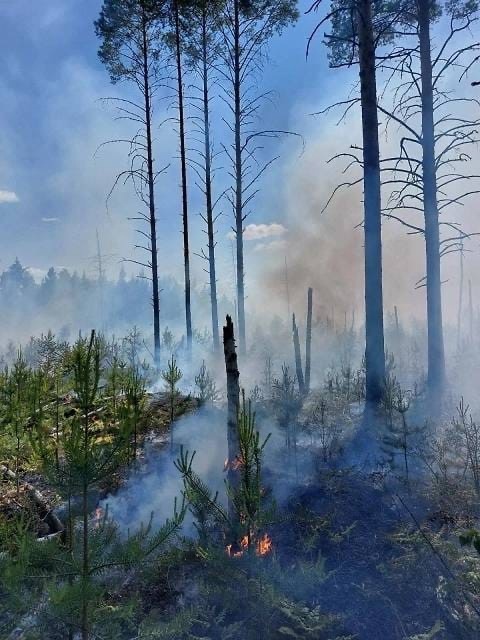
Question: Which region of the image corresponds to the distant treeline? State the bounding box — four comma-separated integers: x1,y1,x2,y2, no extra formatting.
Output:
0,258,232,344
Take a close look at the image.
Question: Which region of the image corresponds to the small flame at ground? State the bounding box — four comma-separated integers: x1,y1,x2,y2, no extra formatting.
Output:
94,506,104,528
223,455,244,472
225,533,273,558
256,533,272,556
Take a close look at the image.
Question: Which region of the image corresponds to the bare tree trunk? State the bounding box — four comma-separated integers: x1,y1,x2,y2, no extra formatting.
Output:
418,0,446,395
233,0,246,354
202,8,220,352
305,288,313,393
457,241,464,351
223,315,240,522
174,0,193,359
142,15,160,367
81,402,90,640
357,0,386,404
292,313,305,395
469,279,473,344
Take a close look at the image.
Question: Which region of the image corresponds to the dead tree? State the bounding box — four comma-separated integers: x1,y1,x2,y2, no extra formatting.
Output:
309,0,480,401
377,0,480,396
305,288,313,393
172,0,193,358
292,313,305,395
95,1,165,366
223,314,240,520
185,0,223,353
218,0,298,354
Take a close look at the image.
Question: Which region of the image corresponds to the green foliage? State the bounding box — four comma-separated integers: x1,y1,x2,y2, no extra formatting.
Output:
121,359,148,460
162,357,183,440
194,360,219,405
381,380,424,486
0,328,184,638
95,0,165,84
175,391,273,548
0,502,185,639
162,326,175,352
235,0,299,38
228,392,272,543
272,365,302,449
460,528,480,554
322,0,417,67
139,547,343,640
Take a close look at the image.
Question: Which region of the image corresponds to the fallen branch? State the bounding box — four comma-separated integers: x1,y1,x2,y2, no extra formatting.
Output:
0,465,64,538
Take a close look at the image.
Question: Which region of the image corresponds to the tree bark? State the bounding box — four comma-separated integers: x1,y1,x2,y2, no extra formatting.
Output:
457,242,464,351
202,8,220,352
418,0,445,395
305,288,313,393
233,0,246,354
81,396,90,640
223,315,240,522
174,0,193,359
292,313,305,395
357,0,386,404
142,14,161,367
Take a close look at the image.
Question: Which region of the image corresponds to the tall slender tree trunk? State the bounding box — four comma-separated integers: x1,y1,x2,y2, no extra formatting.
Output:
418,0,445,395
357,0,386,404
305,287,313,393
468,279,473,344
202,9,220,352
174,0,193,359
233,0,246,354
81,401,90,640
142,15,160,367
457,241,464,351
223,315,240,523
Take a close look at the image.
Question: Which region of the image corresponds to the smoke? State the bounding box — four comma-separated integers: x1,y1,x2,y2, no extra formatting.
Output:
250,104,480,335
101,407,230,535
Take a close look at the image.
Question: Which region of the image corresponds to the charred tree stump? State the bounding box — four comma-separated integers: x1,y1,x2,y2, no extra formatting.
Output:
305,288,313,393
223,315,240,524
292,314,305,395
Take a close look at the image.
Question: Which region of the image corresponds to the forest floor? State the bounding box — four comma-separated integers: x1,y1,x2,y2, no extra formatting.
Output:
3,392,480,639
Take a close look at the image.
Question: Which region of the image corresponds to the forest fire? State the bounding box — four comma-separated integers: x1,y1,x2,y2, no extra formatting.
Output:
93,506,104,529
256,533,273,556
223,455,243,472
226,533,273,558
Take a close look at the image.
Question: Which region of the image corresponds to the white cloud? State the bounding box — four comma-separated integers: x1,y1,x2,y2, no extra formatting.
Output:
0,190,19,204
227,222,287,241
253,239,288,253
41,217,60,223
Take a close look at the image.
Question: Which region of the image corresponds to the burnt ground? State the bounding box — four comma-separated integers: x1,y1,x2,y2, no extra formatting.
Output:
269,439,480,640
283,471,446,639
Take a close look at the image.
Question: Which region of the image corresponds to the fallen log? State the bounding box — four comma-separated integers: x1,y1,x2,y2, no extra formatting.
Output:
0,465,64,538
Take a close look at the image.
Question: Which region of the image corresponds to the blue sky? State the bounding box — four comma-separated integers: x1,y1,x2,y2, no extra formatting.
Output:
0,0,335,294
2,1,476,325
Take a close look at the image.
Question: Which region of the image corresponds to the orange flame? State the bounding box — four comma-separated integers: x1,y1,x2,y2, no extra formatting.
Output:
225,533,272,558
94,507,104,528
256,533,273,556
223,456,243,472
